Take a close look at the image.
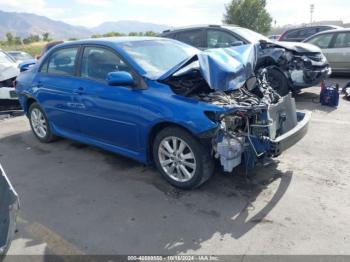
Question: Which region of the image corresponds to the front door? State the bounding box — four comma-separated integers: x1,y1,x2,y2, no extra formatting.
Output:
74,46,142,152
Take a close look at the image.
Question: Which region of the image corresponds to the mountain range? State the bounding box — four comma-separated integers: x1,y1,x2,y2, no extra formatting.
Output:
0,10,171,40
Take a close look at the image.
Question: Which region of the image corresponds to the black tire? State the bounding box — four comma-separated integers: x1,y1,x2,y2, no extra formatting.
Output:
28,102,57,143
153,127,214,189
267,68,290,96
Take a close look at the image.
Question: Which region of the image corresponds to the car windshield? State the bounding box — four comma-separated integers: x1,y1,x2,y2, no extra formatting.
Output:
120,39,199,78
8,52,33,61
0,51,16,64
228,27,270,43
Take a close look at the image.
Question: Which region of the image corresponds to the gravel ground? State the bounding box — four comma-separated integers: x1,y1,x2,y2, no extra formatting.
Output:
1,78,350,258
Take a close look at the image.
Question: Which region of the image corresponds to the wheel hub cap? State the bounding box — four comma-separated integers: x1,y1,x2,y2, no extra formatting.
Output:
158,137,196,183
30,108,47,138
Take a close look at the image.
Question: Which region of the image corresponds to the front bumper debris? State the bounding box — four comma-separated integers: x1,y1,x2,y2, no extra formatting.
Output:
270,111,311,156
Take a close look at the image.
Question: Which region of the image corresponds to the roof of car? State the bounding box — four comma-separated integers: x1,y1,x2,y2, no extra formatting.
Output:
161,24,239,34
303,28,350,42
284,25,342,32
56,37,171,48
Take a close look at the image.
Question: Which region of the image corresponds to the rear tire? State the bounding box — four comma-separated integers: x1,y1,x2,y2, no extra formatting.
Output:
29,102,57,143
153,127,214,189
267,68,290,96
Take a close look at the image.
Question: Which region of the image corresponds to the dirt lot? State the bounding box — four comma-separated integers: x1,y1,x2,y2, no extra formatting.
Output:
1,78,350,257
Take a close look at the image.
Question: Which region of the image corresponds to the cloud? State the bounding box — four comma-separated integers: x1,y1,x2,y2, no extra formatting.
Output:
63,12,114,27
0,0,64,18
266,0,350,25
74,0,113,7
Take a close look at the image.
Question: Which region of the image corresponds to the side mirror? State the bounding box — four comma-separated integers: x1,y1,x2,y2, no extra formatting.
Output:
19,59,36,72
107,71,134,87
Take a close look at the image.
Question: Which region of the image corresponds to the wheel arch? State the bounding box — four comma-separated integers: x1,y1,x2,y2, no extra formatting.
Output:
24,96,38,116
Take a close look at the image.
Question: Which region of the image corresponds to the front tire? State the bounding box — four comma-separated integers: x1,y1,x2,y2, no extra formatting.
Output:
29,102,57,143
267,68,290,96
153,127,214,189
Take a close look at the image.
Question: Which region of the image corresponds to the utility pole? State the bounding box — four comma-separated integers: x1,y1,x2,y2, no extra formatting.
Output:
310,4,315,24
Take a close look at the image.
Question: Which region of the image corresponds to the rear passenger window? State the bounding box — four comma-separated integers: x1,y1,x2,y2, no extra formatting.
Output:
308,34,333,48
207,30,241,48
299,28,318,38
81,46,132,81
47,47,78,76
176,30,203,48
285,30,300,39
334,33,350,48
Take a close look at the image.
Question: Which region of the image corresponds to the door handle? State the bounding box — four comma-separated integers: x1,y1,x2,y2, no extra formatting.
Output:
73,87,85,95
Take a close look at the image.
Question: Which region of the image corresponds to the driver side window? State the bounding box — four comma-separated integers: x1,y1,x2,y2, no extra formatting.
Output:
207,29,241,48
81,46,132,81
46,47,78,76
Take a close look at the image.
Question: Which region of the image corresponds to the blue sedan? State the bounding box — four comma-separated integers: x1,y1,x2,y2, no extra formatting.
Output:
15,37,310,189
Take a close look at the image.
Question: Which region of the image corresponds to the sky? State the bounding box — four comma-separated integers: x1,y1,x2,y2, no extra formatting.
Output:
0,0,349,28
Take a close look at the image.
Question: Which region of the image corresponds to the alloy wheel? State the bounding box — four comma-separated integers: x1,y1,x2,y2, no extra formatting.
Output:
158,136,197,182
30,108,47,138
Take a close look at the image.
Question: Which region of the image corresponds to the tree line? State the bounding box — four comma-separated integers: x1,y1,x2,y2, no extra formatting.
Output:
1,32,52,46
1,31,158,46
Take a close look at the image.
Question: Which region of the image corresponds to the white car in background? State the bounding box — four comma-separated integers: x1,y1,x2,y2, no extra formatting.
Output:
0,50,20,111
6,51,34,64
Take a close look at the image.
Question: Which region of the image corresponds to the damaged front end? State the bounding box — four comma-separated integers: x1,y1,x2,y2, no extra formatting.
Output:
196,72,310,173
258,41,331,89
0,52,20,111
161,44,311,173
0,165,19,256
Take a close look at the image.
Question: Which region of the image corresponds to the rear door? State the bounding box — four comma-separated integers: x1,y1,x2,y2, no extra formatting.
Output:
34,46,82,134
73,45,142,152
327,32,350,72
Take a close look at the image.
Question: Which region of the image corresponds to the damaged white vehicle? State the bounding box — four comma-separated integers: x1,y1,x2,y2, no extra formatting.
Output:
0,50,20,111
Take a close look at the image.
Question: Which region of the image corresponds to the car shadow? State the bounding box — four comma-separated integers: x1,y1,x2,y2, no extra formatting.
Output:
1,131,293,255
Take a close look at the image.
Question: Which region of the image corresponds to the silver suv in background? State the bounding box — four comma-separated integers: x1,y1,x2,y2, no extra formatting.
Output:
279,25,342,42
304,29,350,74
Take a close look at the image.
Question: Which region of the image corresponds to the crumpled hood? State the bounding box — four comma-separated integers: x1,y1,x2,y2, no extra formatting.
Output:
275,41,322,53
159,44,258,91
0,63,19,82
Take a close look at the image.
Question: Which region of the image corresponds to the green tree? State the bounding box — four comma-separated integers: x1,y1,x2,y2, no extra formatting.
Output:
144,31,157,37
42,32,51,41
22,34,40,44
91,34,102,38
6,32,14,45
14,36,22,45
223,0,272,34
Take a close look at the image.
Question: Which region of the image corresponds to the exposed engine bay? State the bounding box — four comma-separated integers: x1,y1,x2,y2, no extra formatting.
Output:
165,69,303,173
161,44,310,173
